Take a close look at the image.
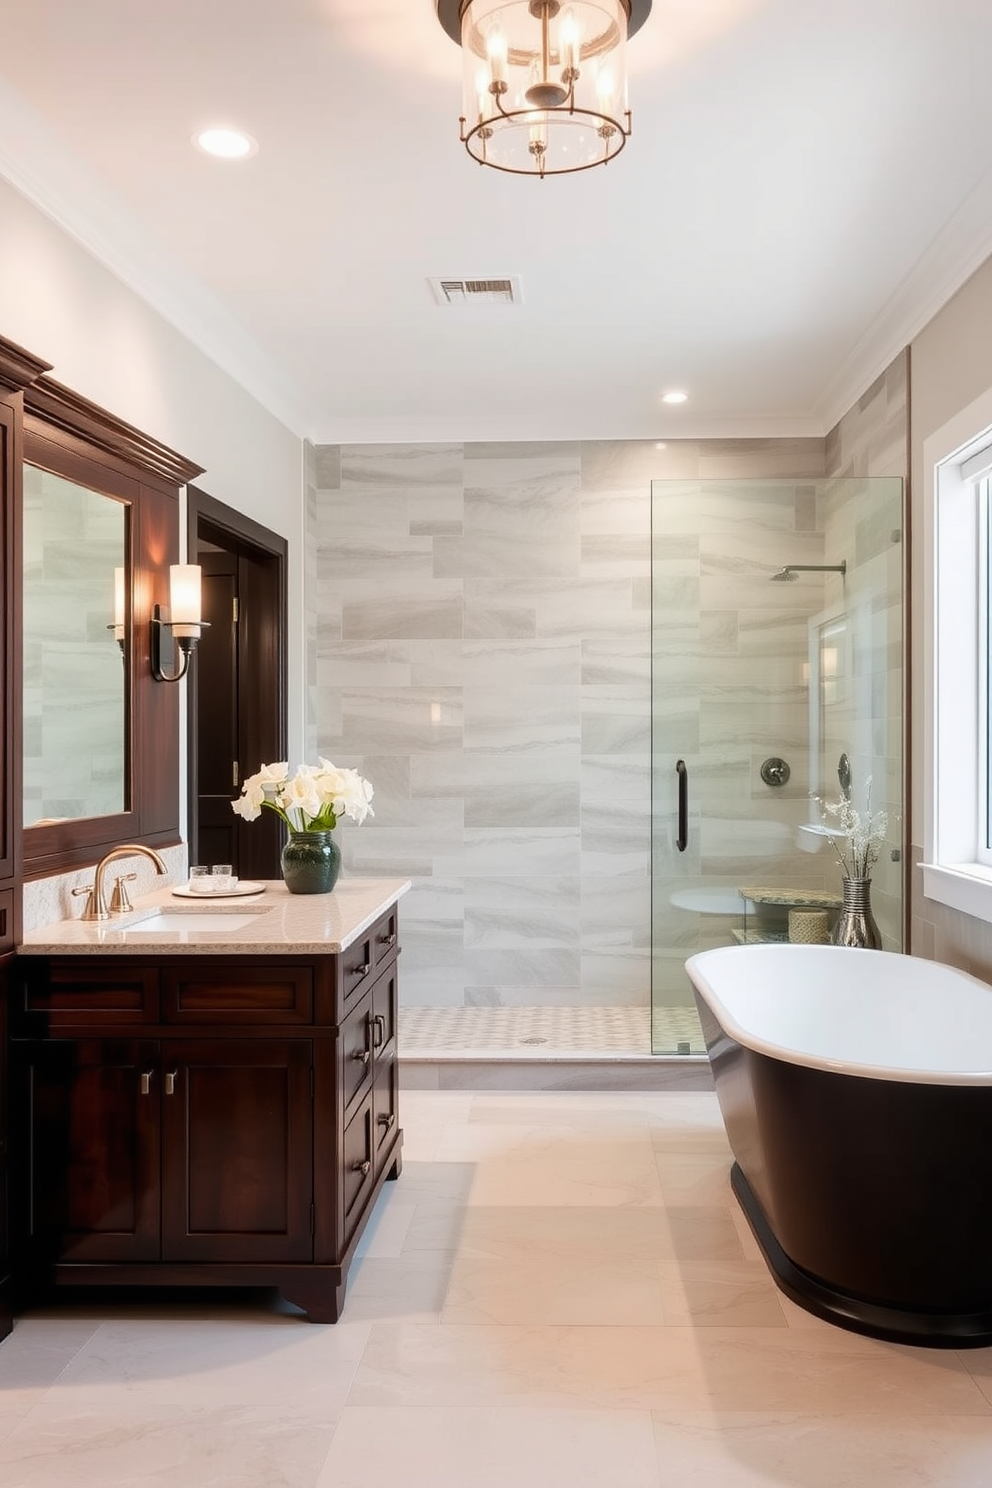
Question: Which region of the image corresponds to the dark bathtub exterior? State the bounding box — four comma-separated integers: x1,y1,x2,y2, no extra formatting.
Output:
694,994,992,1347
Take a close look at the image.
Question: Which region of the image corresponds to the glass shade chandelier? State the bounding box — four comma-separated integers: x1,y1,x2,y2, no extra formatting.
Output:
436,0,652,178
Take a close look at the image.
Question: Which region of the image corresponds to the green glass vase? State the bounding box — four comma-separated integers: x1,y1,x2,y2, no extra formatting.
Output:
280,830,341,895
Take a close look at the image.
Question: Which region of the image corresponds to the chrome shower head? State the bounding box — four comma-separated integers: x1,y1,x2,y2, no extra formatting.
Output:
771,561,847,582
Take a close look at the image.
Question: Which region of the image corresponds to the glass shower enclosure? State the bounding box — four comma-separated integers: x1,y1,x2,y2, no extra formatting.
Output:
650,477,905,1055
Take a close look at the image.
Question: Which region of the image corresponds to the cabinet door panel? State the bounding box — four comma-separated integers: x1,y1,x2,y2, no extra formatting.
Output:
342,1095,375,1236
340,989,373,1123
161,1040,313,1263
17,1039,160,1263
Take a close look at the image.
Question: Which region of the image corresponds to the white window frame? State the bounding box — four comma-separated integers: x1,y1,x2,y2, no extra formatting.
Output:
922,386,992,920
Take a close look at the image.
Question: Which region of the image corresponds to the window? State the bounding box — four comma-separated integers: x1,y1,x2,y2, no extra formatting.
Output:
923,398,992,920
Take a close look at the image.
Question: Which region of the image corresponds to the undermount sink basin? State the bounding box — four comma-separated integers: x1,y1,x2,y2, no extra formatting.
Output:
122,911,265,933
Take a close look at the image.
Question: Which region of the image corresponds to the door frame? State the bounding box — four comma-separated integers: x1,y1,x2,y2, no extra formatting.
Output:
186,486,288,871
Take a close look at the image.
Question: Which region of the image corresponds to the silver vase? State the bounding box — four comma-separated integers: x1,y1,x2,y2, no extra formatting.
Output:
831,876,882,949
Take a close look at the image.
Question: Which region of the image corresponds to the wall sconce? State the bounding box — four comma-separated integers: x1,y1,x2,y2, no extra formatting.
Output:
107,565,126,655
151,564,209,683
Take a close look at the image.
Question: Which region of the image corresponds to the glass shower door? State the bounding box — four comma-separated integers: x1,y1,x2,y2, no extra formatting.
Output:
650,476,904,1055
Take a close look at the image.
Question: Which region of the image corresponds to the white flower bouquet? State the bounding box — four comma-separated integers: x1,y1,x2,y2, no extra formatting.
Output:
817,776,887,881
231,758,374,833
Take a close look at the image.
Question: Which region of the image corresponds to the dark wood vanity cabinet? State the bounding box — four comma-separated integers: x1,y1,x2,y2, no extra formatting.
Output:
8,906,403,1323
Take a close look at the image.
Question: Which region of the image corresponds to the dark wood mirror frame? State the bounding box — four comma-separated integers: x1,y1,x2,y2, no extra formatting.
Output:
0,334,204,879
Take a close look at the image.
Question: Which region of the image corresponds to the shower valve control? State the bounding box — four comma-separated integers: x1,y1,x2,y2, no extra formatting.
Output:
760,757,791,788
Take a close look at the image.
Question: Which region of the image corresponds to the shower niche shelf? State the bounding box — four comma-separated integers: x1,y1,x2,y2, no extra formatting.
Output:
735,886,842,946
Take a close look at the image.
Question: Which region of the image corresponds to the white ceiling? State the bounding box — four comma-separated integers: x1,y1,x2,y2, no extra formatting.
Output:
2,0,992,443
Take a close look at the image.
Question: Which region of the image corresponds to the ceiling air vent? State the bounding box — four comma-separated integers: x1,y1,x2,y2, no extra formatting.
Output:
429,277,522,305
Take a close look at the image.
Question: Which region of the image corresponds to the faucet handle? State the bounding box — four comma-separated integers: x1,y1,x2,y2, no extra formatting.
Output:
109,873,138,915
72,884,108,922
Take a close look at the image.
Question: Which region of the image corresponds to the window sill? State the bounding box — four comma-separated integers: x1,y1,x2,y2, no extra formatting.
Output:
921,861,992,923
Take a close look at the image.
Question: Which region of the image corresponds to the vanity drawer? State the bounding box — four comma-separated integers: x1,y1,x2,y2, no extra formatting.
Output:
339,931,375,1009
340,988,373,1122
18,961,160,1029
162,965,313,1024
371,906,399,969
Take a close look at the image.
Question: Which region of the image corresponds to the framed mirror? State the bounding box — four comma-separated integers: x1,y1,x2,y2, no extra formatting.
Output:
22,462,130,828
19,387,202,878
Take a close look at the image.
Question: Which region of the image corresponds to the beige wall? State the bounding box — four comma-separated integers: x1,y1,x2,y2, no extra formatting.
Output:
909,253,992,975
0,178,308,769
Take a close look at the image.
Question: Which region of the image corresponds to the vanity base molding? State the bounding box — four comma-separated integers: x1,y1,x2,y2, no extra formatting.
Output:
9,899,404,1325
27,1152,402,1325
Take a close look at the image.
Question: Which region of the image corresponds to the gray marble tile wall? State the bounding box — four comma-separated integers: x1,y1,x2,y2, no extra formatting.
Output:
823,350,909,950
312,437,836,1011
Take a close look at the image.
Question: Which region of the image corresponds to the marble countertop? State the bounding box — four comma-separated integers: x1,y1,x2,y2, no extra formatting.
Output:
18,877,412,956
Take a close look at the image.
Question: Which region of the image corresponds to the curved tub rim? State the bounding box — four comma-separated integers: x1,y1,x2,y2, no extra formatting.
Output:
686,943,992,1087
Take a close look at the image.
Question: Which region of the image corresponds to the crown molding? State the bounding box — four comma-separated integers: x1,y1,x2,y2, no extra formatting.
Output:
814,166,992,434
0,78,320,440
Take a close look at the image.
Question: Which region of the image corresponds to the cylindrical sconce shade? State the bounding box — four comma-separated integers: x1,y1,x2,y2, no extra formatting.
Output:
113,565,126,644
169,564,202,638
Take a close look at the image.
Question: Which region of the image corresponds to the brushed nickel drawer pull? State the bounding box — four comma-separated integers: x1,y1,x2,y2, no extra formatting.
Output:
165,1069,178,1096
140,1071,153,1096
352,1159,371,1176
372,1014,385,1048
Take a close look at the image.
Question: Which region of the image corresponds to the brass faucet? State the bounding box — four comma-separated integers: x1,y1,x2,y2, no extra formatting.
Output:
72,844,168,921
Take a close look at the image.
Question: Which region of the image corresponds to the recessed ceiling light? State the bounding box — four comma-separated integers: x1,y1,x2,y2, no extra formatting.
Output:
192,127,258,160
661,390,689,405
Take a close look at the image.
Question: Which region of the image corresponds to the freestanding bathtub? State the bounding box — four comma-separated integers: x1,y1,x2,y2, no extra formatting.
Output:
685,943,992,1347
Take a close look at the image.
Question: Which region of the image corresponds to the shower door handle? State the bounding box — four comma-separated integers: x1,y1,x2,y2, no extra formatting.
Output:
676,759,688,853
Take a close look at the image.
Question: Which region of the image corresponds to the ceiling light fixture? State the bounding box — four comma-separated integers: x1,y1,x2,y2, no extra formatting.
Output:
661,390,688,404
436,0,652,178
192,127,258,160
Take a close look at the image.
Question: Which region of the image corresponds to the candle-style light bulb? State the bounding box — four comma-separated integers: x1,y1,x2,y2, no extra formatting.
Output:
169,564,202,639
486,23,508,87
113,565,126,644
559,7,581,77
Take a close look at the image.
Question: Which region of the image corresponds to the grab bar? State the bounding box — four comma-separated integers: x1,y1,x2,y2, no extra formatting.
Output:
676,759,688,852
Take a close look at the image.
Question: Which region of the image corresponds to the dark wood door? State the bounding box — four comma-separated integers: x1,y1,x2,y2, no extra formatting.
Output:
195,552,240,869
18,1038,161,1263
188,489,286,880
161,1039,313,1263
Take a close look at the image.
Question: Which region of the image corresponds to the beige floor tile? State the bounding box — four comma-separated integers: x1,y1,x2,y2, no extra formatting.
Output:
464,1134,667,1208
315,1405,662,1488
349,1323,711,1410
345,1253,456,1324
354,1193,418,1259
0,1320,103,1412
0,1401,334,1488
689,1329,992,1415
442,1253,667,1325
655,1150,735,1205
52,1317,372,1411
650,1410,992,1487
349,1323,992,1416
657,1260,789,1328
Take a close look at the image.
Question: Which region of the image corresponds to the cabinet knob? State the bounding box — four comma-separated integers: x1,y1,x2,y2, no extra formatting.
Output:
352,1049,371,1066
377,1112,395,1130
352,1159,371,1176
352,962,370,979
380,932,396,948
